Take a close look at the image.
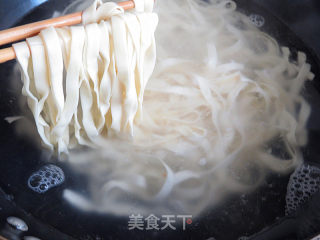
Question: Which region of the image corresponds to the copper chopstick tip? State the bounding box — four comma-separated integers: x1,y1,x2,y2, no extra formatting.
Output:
0,47,16,64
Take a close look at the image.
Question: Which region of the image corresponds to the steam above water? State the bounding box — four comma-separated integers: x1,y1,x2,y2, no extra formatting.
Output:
29,0,314,216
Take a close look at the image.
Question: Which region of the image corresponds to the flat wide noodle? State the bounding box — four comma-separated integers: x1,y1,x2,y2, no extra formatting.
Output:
13,0,158,154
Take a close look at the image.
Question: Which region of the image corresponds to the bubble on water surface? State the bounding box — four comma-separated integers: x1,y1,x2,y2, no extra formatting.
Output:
28,164,65,193
285,163,320,215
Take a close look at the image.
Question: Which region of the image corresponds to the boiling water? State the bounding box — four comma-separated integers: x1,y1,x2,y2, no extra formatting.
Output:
2,0,320,239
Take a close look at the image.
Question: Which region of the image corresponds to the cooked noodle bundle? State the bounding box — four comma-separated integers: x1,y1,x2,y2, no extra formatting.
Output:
12,0,315,216
61,0,314,216
13,0,158,154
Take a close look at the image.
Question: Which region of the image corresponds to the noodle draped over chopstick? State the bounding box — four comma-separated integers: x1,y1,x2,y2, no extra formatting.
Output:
13,0,158,154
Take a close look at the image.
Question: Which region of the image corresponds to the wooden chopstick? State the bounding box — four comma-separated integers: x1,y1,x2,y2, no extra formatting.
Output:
0,12,82,47
0,0,135,64
0,47,16,63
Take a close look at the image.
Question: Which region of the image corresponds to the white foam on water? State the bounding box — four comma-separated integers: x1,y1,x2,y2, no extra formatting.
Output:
27,164,65,194
249,14,265,28
285,163,320,215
